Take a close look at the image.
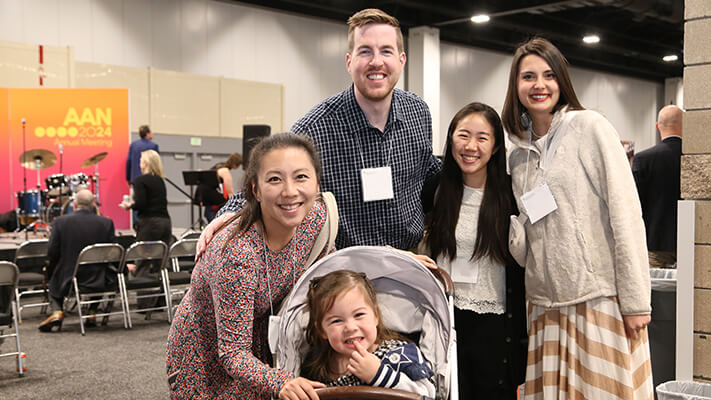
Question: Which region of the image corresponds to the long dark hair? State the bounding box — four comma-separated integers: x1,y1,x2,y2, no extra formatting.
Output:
218,133,322,245
301,270,401,382
502,37,584,139
425,102,517,266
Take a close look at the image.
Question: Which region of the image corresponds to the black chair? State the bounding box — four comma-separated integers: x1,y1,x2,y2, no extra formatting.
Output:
69,243,128,336
0,261,25,376
163,239,197,320
118,241,169,327
14,239,50,322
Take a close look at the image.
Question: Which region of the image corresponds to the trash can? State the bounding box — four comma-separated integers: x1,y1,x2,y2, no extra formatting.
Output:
657,381,711,400
650,268,677,398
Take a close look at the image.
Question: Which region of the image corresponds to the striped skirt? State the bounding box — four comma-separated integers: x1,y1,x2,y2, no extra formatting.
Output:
524,297,653,399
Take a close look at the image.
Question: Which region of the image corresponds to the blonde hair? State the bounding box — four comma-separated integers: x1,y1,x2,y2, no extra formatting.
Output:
140,150,164,178
347,8,403,53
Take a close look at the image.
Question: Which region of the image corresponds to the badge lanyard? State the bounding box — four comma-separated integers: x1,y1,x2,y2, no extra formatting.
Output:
521,128,558,224
261,226,296,316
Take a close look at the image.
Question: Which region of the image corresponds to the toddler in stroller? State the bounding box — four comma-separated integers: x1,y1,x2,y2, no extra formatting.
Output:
272,246,457,400
301,269,435,397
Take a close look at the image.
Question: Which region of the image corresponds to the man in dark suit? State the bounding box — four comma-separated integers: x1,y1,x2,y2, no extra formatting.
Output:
632,104,683,268
39,189,116,332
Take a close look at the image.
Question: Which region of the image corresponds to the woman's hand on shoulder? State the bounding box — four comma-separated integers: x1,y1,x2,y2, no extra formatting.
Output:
195,212,235,261
279,377,324,400
622,314,651,340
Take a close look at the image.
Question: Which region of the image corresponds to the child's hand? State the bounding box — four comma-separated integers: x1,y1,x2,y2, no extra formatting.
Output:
347,340,381,383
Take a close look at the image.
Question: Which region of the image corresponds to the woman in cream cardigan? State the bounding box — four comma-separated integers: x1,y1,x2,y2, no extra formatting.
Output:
502,37,653,399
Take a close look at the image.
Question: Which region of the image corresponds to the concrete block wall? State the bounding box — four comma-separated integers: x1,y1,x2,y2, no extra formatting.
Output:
685,0,711,383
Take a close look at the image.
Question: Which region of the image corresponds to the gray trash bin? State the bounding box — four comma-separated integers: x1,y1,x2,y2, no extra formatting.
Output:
657,381,711,400
650,269,677,397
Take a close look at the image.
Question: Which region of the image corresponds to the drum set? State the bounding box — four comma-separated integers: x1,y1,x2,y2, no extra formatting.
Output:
16,148,107,230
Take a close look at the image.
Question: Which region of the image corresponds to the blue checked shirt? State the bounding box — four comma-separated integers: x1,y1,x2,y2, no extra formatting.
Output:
218,85,441,250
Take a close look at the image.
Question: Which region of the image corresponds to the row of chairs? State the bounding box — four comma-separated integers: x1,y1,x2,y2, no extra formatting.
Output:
11,238,197,334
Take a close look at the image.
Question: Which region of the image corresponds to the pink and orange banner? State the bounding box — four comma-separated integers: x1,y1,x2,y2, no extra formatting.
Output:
1,88,130,229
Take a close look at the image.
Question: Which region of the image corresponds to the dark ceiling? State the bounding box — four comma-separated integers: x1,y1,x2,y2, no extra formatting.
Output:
231,0,683,82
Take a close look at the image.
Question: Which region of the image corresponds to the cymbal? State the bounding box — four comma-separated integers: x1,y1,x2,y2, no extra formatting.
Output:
20,149,56,170
81,152,108,168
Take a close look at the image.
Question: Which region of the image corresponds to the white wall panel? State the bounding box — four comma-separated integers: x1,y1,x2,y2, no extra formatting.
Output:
180,0,208,75
92,0,124,65
23,0,60,46
0,0,23,44
220,78,283,138
151,0,182,71
252,9,282,84
0,40,70,88
205,1,234,78
228,4,257,81
58,0,92,61
122,0,152,68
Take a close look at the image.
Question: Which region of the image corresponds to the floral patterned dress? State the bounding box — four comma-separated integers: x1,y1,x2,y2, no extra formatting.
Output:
166,200,327,399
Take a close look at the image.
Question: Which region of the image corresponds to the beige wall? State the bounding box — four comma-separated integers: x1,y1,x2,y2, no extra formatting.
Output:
684,0,711,384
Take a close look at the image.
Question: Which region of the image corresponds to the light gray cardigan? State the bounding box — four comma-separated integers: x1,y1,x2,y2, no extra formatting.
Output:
508,107,651,315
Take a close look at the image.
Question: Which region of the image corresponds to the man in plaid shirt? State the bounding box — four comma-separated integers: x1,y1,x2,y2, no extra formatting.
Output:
203,8,440,255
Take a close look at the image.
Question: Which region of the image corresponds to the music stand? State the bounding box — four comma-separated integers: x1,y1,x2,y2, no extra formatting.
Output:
182,170,219,230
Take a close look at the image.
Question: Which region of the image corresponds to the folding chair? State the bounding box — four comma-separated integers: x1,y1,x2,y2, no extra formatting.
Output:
14,239,50,323
0,261,25,376
69,243,128,336
163,239,197,321
180,231,201,240
118,241,169,328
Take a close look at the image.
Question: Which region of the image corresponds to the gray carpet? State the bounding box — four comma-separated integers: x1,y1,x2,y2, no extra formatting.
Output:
0,298,170,399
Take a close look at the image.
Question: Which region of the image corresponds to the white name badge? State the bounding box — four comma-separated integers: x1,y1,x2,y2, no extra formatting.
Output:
360,166,394,202
521,182,558,224
268,315,280,354
450,257,479,284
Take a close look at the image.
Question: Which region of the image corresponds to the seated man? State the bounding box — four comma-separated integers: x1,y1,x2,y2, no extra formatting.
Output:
39,189,116,332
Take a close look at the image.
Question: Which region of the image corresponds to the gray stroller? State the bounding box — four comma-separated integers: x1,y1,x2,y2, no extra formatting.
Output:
271,246,458,400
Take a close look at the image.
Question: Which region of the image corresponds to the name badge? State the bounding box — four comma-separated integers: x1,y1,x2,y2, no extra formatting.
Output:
268,315,280,354
360,166,394,202
450,257,479,284
521,182,558,224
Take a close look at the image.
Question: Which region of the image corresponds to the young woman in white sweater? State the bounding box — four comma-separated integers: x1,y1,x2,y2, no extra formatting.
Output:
421,102,527,399
502,37,653,399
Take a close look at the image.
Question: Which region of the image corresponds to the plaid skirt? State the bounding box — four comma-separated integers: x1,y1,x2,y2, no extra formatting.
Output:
524,296,653,399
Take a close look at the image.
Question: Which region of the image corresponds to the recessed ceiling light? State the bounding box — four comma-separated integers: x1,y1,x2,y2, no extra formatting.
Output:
583,35,600,44
662,54,678,62
470,14,490,24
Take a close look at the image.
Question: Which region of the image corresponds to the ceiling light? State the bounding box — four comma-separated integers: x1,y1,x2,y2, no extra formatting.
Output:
662,54,678,62
582,35,600,44
470,14,490,24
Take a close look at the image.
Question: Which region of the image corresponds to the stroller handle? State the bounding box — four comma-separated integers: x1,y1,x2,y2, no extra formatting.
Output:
315,386,423,400
429,267,454,297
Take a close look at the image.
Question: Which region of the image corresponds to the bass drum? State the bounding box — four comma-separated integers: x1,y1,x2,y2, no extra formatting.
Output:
45,198,100,222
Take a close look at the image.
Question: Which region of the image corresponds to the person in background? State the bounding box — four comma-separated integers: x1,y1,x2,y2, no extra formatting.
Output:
420,102,526,399
200,8,440,264
198,152,242,222
632,104,683,268
301,270,435,397
126,125,159,226
120,150,171,311
166,133,333,399
39,190,115,332
502,37,653,398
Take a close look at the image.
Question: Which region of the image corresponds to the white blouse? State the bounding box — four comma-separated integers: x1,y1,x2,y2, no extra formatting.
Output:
435,185,506,314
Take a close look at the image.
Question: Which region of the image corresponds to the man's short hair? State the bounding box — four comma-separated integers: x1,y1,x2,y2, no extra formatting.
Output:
74,190,95,209
347,8,403,54
139,125,151,139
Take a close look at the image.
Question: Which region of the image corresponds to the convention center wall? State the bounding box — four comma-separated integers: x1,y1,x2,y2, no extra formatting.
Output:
0,0,666,227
